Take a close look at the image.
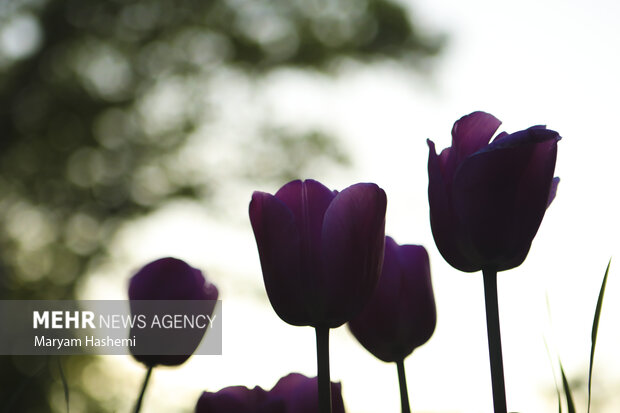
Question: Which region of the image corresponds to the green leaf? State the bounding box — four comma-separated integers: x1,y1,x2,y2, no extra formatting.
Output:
543,337,562,413
587,259,611,413
560,362,576,413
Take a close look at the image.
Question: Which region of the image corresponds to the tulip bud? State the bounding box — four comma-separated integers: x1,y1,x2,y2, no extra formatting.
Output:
195,385,284,413
249,179,387,328
270,373,345,413
128,257,218,367
427,111,560,272
195,373,345,413
349,237,436,362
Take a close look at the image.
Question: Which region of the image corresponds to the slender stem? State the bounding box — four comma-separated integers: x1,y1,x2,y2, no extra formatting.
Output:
57,357,70,413
315,326,332,413
133,366,153,413
482,269,507,413
396,359,411,413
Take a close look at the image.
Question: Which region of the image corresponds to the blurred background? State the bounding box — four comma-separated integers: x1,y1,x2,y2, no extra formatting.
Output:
0,0,618,412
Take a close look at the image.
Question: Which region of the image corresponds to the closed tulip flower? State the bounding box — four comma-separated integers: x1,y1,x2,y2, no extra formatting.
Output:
249,179,387,328
269,373,345,413
250,179,386,413
349,237,435,363
128,257,219,367
349,237,435,413
129,257,218,302
196,373,345,413
427,111,561,413
195,385,284,413
129,257,218,413
427,111,560,273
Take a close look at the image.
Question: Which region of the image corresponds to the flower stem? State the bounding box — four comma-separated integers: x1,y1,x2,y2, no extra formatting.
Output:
315,326,332,413
482,269,507,413
396,359,411,413
133,365,153,413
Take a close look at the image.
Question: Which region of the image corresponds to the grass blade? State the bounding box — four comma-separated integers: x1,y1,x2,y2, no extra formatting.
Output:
587,259,611,413
57,357,70,413
543,337,562,413
560,362,576,413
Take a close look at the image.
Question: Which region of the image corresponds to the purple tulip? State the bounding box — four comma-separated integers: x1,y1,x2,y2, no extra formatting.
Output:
195,385,284,413
348,236,436,363
427,111,560,272
195,373,345,413
128,257,218,367
249,179,387,328
269,373,345,413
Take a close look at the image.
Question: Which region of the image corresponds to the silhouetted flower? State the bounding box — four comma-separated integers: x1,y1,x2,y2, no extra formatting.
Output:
128,257,218,367
195,385,284,413
349,236,435,362
427,111,560,272
269,373,345,413
195,373,345,413
249,179,387,328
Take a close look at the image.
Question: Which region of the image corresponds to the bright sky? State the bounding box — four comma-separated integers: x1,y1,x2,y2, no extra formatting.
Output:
81,0,620,412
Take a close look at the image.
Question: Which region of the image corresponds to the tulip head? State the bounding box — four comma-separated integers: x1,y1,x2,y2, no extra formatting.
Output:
249,179,387,328
269,373,345,413
349,237,436,362
427,111,560,272
195,385,284,413
195,373,345,413
128,257,218,367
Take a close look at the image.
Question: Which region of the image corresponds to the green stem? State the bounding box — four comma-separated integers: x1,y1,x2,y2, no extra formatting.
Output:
482,269,507,413
396,359,411,413
57,357,70,413
315,326,332,413
133,365,153,413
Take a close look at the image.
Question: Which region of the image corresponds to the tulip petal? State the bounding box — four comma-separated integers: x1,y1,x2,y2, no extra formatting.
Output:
249,191,311,326
547,177,560,207
196,387,254,413
196,386,284,413
269,373,345,413
396,244,436,351
128,258,211,301
492,131,510,142
320,183,387,328
452,128,560,270
274,180,336,297
482,125,558,152
349,238,435,362
348,237,401,361
448,111,502,177
428,140,478,272
503,132,559,269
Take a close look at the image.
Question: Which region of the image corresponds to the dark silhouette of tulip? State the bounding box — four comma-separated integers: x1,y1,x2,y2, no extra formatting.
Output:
129,257,218,302
349,236,435,413
128,257,218,413
196,373,345,413
427,111,561,413
195,385,285,413
250,179,386,413
269,373,345,413
249,179,387,328
128,257,219,367
427,111,560,273
349,236,435,363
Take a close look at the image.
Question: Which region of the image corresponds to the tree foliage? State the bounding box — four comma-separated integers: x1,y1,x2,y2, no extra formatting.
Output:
0,0,443,410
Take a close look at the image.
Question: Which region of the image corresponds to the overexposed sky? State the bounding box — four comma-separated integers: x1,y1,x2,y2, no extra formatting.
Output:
82,0,620,412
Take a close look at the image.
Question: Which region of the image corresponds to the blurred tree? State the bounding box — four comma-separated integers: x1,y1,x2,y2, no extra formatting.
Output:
0,0,444,411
